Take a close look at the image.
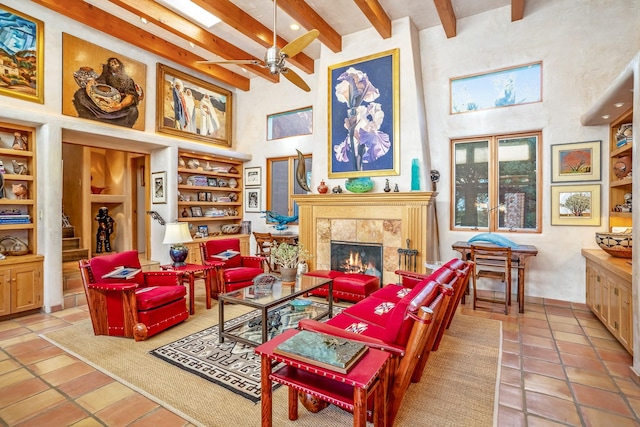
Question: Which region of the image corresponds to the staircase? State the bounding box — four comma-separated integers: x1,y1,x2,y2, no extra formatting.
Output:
62,226,89,262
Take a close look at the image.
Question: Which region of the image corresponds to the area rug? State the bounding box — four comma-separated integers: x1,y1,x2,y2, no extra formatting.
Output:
150,302,334,403
42,296,502,427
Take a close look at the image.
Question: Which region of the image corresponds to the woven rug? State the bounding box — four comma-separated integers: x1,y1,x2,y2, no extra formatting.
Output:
42,295,502,427
150,302,334,403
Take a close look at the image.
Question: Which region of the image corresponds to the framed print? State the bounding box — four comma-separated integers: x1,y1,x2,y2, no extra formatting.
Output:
62,33,146,130
551,184,600,226
197,191,207,202
245,188,261,212
190,206,203,217
244,167,262,187
328,49,400,178
151,171,167,204
450,62,542,114
198,225,208,237
551,140,601,183
207,177,218,187
0,5,44,103
267,106,313,140
156,63,232,146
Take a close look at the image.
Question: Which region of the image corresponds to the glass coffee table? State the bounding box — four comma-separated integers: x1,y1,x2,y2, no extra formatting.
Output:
218,275,333,346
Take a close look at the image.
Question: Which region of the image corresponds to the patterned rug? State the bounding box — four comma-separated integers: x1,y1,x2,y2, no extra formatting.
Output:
150,302,337,403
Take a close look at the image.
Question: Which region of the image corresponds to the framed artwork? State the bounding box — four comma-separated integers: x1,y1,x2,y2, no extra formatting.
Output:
551,140,601,183
0,5,44,103
156,63,232,147
198,225,209,237
151,171,167,204
551,184,600,226
244,167,262,187
62,33,146,130
450,62,542,114
328,49,400,178
190,206,203,217
267,106,313,140
245,188,261,212
207,177,218,187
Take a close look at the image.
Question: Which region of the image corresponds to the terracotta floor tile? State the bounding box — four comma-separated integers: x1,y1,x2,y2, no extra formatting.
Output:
559,353,607,373
0,389,66,425
527,415,572,427
0,377,49,408
520,317,550,329
522,357,566,380
503,329,520,342
69,418,104,427
553,331,591,346
524,372,573,400
500,366,523,387
549,321,584,334
590,335,628,351
0,327,31,342
95,393,159,426
499,383,524,410
604,360,635,379
555,341,598,359
502,351,522,369
0,333,41,349
580,405,639,427
545,299,573,308
627,396,640,418
13,344,65,365
57,371,114,399
0,358,21,375
545,306,574,317
75,382,135,414
525,390,581,425
20,318,68,332
577,317,609,330
583,326,617,340
565,366,618,392
572,383,634,417
521,344,561,363
126,407,190,427
571,302,590,312
546,314,579,326
614,378,640,399
503,340,520,354
574,309,598,319
54,310,90,323
28,354,77,375
520,324,552,338
4,337,52,357
14,313,50,326
40,361,95,387
0,368,34,389
498,405,526,426
597,347,633,365
13,401,88,427
521,334,556,349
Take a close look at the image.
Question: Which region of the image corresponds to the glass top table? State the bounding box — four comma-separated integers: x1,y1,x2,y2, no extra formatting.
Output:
218,275,334,347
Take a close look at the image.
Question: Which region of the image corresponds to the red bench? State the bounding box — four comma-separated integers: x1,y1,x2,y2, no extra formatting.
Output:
304,270,380,302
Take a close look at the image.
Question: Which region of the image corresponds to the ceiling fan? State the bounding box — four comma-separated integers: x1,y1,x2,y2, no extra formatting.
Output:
198,0,319,91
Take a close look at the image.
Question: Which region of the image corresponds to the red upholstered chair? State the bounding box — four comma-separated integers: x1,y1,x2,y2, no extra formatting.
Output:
78,250,189,341
200,238,266,294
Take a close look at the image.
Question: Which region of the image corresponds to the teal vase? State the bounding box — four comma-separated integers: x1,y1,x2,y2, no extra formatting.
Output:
411,159,420,191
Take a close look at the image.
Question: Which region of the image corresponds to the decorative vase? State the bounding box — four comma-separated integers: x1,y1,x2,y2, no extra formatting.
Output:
345,177,374,193
280,266,298,283
317,180,328,194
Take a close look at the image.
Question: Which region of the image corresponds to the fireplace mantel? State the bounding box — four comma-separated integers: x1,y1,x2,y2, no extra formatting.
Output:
292,192,437,282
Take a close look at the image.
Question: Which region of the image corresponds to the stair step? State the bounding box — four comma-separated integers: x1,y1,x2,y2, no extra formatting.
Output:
62,226,75,238
62,248,89,263
62,237,81,250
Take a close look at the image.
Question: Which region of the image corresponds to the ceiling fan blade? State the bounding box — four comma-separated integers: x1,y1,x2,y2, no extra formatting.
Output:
282,68,311,92
281,29,319,58
196,59,261,65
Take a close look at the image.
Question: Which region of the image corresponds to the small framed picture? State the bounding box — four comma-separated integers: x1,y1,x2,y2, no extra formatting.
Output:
151,171,167,204
244,167,262,187
190,206,203,217
198,191,207,202
198,225,209,237
206,192,213,202
245,188,261,212
208,177,218,187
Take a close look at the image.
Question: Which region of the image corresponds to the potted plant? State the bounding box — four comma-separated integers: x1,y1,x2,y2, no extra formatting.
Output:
271,242,311,282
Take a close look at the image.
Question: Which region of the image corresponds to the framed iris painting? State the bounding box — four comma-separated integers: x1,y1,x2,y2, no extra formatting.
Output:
328,49,400,178
0,4,44,103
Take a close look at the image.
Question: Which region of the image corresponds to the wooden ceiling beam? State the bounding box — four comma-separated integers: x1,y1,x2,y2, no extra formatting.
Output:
192,0,315,74
353,0,392,39
108,0,278,82
512,0,525,21
31,0,250,90
277,0,342,52
433,0,457,38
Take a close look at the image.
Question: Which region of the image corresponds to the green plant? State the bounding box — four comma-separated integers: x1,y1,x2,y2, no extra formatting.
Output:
271,242,311,269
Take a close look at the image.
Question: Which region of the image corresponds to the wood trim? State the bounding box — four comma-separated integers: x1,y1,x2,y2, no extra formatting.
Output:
512,0,525,21
353,0,392,39
278,0,342,52
433,0,457,38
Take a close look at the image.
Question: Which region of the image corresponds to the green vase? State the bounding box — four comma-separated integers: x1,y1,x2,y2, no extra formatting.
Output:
345,177,374,193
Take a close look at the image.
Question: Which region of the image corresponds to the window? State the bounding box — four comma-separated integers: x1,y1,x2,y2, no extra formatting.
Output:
451,131,541,232
266,154,312,224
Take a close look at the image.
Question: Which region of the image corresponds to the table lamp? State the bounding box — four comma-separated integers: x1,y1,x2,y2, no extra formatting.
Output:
163,222,193,267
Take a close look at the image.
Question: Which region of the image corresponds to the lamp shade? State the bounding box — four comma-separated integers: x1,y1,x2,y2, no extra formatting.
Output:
163,223,193,245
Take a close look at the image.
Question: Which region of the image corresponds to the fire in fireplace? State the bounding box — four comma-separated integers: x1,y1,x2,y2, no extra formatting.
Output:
331,241,383,279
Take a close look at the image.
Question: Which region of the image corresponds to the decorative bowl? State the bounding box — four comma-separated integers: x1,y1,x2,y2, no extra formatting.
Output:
289,299,312,311
220,224,241,234
345,177,374,193
88,83,121,112
595,232,632,258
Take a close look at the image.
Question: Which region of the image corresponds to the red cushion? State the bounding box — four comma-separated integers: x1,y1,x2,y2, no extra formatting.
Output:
370,284,411,302
333,273,380,294
223,267,264,284
137,299,189,338
135,285,186,311
343,296,408,330
204,238,242,268
326,313,404,346
90,251,144,284
305,270,343,279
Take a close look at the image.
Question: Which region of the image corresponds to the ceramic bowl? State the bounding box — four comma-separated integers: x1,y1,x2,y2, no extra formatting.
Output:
595,232,632,258
345,177,374,193
289,299,312,311
220,224,240,234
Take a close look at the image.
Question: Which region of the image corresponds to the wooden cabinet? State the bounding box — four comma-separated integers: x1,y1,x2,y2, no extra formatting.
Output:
583,249,632,354
0,255,44,316
177,151,244,238
184,234,250,264
608,109,633,230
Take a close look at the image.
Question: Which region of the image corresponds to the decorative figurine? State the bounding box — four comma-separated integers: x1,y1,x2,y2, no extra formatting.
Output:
12,183,28,199
11,159,28,175
95,206,115,253
393,183,399,192
384,179,391,192
332,185,343,193
12,132,27,150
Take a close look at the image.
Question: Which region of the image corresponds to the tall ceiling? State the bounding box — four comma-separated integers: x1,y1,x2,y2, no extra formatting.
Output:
31,0,525,91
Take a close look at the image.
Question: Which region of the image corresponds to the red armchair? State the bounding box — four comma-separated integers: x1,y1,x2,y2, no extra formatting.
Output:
200,238,266,295
78,250,189,341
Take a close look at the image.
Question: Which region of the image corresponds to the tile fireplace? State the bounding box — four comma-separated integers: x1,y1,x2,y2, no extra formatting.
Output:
331,240,383,278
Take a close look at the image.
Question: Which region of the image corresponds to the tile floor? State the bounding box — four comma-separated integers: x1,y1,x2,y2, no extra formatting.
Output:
0,295,639,426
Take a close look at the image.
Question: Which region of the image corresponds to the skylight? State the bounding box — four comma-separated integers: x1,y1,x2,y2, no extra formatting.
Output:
156,0,221,28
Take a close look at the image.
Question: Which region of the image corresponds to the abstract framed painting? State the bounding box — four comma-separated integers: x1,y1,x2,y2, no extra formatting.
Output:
328,49,400,178
267,106,313,140
0,4,44,103
550,140,601,183
156,63,232,147
551,184,600,226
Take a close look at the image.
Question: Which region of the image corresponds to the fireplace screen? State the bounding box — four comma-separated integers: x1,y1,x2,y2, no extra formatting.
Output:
331,241,383,279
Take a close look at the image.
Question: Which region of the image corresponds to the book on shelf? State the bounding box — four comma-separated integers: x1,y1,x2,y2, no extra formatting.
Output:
213,249,240,260
101,266,141,280
274,330,368,374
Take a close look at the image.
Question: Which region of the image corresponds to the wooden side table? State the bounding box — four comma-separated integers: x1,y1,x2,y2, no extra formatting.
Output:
255,329,390,427
160,263,217,314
